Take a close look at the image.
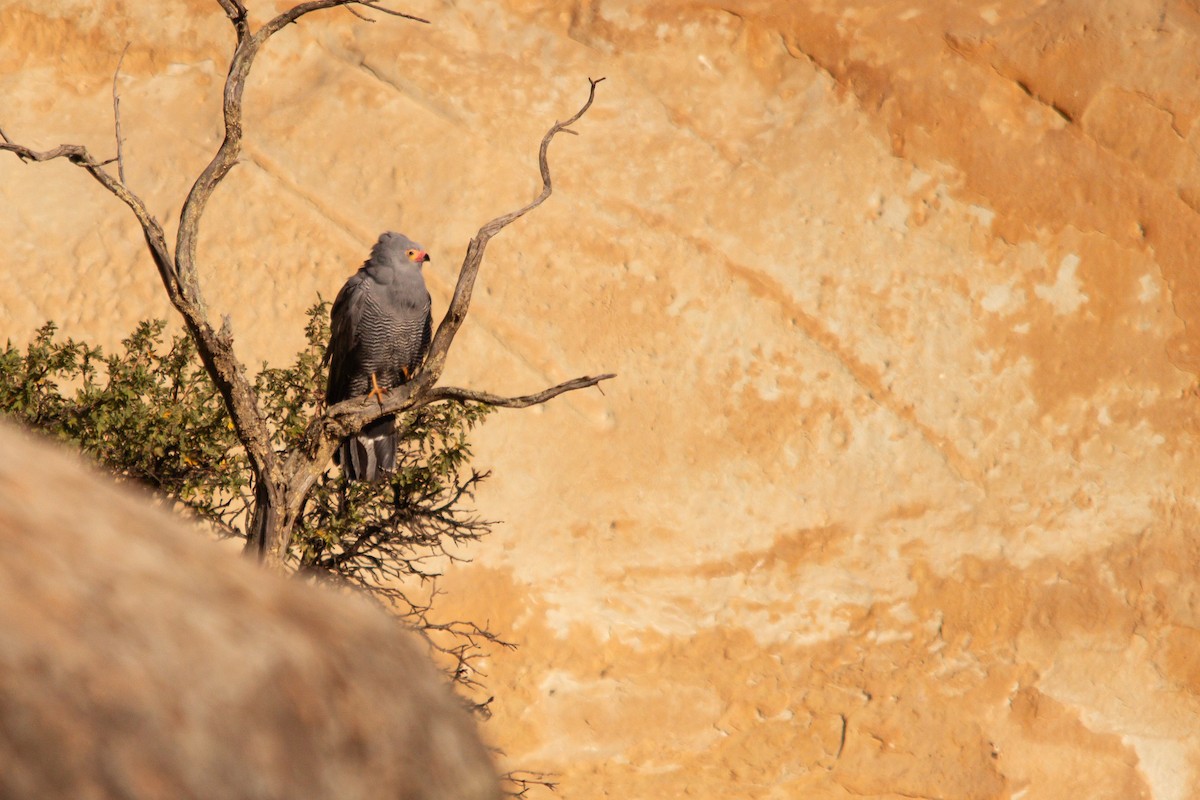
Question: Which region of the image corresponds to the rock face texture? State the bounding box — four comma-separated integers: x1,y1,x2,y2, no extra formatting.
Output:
0,422,500,800
3,0,1200,797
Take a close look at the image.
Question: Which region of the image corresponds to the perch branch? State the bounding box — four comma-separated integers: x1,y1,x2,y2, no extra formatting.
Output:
293,368,615,516
321,372,615,435
421,374,617,410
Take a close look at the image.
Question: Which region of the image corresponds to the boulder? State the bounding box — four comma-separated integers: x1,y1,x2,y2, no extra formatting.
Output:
0,421,499,800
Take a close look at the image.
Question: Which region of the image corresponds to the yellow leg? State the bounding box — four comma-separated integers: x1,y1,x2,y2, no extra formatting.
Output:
368,372,388,405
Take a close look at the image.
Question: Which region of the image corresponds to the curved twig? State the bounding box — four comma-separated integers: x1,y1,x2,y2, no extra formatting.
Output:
423,77,606,380
112,42,130,186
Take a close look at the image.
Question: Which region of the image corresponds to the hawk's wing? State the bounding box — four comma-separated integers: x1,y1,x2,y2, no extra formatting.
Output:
408,292,433,378
421,306,432,364
325,271,368,406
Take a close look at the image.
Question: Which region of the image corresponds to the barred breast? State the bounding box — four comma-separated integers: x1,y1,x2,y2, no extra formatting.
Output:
351,283,431,396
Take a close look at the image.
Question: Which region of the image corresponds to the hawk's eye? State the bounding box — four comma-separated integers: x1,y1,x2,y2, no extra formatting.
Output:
406,249,417,259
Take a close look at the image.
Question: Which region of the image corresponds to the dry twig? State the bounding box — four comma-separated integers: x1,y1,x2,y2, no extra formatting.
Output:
112,42,130,185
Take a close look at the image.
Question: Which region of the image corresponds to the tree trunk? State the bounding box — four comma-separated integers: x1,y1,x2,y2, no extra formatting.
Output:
247,478,293,568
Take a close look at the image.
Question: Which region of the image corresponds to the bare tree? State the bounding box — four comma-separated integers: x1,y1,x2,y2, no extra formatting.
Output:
0,0,612,570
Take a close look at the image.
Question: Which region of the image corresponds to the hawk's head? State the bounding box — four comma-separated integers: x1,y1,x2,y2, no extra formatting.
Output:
373,231,430,268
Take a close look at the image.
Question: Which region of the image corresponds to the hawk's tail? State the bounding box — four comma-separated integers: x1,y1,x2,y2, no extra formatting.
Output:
336,415,397,483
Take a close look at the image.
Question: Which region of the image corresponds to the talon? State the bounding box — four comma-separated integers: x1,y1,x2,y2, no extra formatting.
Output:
368,372,388,406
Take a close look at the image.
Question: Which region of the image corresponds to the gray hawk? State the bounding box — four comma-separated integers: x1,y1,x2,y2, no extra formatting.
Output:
325,231,433,482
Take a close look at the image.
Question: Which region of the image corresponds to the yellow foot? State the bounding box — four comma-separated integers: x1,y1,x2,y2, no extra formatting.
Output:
368,373,388,406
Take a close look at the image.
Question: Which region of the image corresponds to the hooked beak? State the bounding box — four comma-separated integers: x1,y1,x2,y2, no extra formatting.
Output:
412,250,430,264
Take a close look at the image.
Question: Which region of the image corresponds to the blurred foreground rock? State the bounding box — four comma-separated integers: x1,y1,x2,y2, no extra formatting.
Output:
0,421,499,800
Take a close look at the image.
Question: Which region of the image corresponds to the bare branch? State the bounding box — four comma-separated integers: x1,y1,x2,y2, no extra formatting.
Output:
215,0,245,16
421,374,617,410
320,373,617,440
476,76,606,234
112,42,130,186
504,771,559,798
300,371,614,502
174,37,257,312
0,141,82,162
